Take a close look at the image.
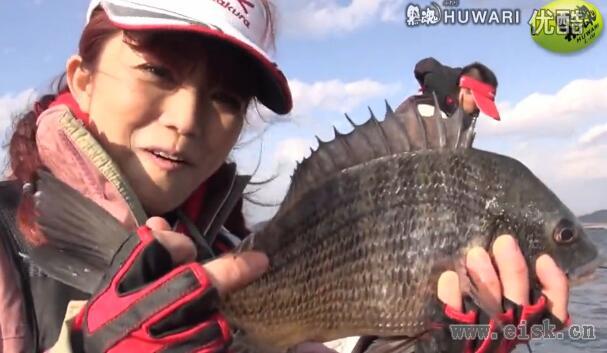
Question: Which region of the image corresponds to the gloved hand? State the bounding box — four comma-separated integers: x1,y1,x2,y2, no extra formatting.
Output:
417,235,571,353
69,217,268,353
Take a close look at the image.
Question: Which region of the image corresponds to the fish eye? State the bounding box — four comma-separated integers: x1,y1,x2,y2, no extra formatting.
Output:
554,219,577,244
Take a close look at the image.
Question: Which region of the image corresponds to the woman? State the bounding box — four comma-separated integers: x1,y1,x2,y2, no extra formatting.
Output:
0,1,570,353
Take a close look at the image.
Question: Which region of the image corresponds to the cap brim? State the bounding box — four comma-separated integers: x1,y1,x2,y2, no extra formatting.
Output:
98,20,292,115
471,90,500,121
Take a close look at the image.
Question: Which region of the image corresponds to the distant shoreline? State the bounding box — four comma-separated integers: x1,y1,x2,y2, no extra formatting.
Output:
583,223,607,230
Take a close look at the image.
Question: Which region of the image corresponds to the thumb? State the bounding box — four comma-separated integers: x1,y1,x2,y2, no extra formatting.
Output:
144,217,197,265
146,216,172,231
203,251,269,296
536,254,569,322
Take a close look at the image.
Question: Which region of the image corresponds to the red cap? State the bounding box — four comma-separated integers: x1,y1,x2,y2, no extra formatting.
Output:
459,76,500,121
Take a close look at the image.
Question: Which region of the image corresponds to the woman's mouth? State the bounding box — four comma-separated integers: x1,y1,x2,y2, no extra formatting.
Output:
143,149,189,171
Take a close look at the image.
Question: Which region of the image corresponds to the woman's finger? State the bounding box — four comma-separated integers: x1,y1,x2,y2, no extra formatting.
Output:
146,216,172,231
203,251,269,296
437,271,463,312
536,254,569,322
492,235,530,306
151,230,197,265
146,217,197,265
466,247,502,305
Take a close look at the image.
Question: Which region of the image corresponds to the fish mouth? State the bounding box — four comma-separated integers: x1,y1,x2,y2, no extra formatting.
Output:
567,254,606,286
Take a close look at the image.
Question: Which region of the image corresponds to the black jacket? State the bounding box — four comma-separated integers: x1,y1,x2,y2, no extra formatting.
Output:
0,162,251,352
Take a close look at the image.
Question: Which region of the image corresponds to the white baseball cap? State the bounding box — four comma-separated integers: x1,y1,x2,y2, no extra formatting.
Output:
86,0,292,114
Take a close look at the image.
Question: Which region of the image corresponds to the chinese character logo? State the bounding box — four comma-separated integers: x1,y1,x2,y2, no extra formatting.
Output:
406,4,421,26
529,0,603,53
405,2,442,27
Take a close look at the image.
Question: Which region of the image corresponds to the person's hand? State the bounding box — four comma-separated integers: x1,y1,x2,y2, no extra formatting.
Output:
439,234,569,322
70,217,269,353
147,217,269,296
427,234,570,353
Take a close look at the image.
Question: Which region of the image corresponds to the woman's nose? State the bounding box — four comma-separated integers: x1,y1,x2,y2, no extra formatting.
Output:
159,86,207,136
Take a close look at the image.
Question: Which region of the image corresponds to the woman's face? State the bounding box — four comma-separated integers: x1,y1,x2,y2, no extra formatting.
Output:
76,33,248,215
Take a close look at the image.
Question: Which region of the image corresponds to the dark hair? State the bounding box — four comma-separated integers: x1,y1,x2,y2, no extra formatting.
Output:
460,62,498,89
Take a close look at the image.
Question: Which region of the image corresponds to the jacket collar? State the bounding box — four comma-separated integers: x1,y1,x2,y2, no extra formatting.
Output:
36,103,252,247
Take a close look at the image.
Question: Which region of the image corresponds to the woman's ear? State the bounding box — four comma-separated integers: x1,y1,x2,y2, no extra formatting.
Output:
66,55,93,113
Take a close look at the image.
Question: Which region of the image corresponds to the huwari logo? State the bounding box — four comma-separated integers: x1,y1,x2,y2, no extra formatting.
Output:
405,0,521,27
529,0,603,53
212,0,255,28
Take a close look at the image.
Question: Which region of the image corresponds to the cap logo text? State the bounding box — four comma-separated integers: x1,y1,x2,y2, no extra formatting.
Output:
211,0,254,28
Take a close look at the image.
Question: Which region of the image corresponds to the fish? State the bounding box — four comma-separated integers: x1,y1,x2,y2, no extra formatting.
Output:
27,94,602,353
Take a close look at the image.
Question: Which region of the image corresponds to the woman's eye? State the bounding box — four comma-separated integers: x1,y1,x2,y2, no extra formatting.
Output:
139,64,174,81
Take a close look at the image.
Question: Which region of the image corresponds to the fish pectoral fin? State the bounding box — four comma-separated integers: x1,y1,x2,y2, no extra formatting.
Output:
28,169,131,294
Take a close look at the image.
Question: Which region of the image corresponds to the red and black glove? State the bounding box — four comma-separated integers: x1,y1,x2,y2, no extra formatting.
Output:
69,226,231,353
416,291,571,353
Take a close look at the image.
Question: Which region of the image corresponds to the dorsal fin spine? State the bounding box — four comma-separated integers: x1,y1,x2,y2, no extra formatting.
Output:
371,111,392,155
385,100,393,114
390,104,411,151
277,98,473,214
465,116,478,147
336,122,357,163
345,113,357,128
319,135,340,172
431,92,447,149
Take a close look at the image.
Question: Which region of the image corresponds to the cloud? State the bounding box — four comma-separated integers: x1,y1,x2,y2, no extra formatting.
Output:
241,78,401,136
579,123,607,146
289,78,401,116
276,0,406,38
274,0,547,39
477,76,607,138
490,119,607,217
561,143,607,180
473,77,607,213
509,139,607,182
274,138,312,166
517,141,607,215
242,137,314,224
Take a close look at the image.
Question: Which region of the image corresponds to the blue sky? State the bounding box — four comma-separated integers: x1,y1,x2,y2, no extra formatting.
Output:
1,0,606,223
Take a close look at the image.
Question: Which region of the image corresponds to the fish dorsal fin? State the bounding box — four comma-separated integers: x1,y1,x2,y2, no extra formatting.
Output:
278,94,475,211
